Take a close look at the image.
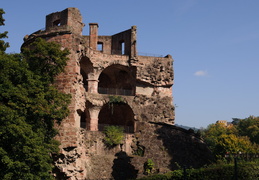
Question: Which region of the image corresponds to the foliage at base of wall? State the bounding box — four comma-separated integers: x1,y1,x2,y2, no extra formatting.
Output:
137,159,259,180
144,159,155,175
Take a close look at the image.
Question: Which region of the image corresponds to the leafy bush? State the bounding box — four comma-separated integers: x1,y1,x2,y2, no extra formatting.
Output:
138,160,259,180
144,159,155,175
133,142,145,157
103,126,124,147
138,174,169,180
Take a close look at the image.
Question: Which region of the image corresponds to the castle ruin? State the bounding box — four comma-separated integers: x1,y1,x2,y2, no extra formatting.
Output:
23,8,212,180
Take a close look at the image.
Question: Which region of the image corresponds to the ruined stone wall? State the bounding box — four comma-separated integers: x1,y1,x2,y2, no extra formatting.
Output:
132,95,174,124
97,36,112,54
53,122,213,180
21,7,214,180
111,29,132,55
136,56,174,86
46,8,84,35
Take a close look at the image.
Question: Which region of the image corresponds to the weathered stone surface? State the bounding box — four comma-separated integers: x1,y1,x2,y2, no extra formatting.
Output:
132,94,174,124
136,56,174,87
22,8,213,180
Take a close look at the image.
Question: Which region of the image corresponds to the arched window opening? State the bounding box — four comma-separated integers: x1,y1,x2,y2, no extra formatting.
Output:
98,103,134,133
98,65,135,96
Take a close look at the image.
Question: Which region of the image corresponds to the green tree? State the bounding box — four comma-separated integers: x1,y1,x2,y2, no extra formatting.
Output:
0,10,70,179
202,121,259,157
237,116,259,144
0,9,9,52
214,134,257,156
203,123,238,154
22,38,69,83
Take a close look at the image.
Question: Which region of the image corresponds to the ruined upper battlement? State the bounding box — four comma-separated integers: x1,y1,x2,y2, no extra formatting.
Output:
45,7,84,35
24,7,172,61
44,7,138,57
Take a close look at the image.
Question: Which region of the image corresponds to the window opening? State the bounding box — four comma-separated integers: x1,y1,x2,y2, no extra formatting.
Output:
53,19,61,26
80,112,86,128
97,42,103,51
120,41,125,54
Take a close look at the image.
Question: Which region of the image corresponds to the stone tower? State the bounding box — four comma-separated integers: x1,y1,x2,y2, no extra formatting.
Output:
22,8,212,180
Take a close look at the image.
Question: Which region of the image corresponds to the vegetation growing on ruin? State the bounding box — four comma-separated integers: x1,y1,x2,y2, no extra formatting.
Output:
108,95,125,104
0,9,70,179
108,95,126,114
144,159,155,175
103,125,124,147
132,142,145,157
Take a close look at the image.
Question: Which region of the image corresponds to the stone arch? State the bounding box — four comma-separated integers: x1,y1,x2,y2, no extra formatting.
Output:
98,64,136,96
98,103,135,133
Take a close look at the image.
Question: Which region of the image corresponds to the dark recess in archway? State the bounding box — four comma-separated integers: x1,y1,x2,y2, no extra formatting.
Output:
98,64,136,96
98,103,134,133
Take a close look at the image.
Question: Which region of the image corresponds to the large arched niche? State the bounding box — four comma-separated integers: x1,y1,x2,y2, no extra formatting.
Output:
98,103,135,133
98,64,136,96
80,56,93,91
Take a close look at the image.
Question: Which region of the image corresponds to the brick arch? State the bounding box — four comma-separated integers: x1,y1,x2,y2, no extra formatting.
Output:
98,102,135,133
98,64,136,96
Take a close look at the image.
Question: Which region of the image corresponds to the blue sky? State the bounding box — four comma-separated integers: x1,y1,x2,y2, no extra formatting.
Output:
2,0,259,128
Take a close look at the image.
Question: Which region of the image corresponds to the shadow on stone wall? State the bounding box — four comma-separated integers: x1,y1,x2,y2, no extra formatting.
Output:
154,123,214,169
112,151,138,180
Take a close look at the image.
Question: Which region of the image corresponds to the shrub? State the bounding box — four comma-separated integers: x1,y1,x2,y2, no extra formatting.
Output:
138,160,259,180
103,126,124,147
144,159,155,175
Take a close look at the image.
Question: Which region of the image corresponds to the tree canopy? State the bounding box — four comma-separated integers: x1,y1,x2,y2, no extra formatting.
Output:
0,9,71,179
0,9,9,52
237,116,259,144
202,117,259,158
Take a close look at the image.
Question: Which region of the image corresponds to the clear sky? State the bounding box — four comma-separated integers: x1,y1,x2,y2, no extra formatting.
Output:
2,0,259,128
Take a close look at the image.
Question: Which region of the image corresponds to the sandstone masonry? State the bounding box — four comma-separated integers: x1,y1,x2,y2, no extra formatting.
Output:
23,8,213,180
